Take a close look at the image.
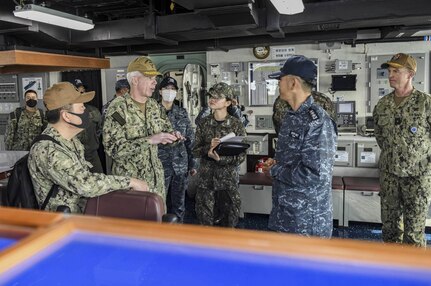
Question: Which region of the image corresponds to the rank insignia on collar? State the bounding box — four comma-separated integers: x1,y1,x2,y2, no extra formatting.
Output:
289,131,300,139
308,109,319,121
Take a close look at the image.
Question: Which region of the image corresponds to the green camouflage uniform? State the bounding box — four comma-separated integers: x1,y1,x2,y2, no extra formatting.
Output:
272,91,336,135
193,114,246,227
5,108,47,151
373,88,431,247
76,104,103,173
28,126,130,213
103,94,173,200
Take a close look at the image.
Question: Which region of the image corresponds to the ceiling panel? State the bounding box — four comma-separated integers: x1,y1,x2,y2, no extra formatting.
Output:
0,0,430,56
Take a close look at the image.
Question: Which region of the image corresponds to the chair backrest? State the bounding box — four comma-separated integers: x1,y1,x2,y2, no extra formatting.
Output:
84,190,166,222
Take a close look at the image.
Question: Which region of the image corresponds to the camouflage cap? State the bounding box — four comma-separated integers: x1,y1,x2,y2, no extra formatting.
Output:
381,53,417,72
127,56,161,76
44,82,95,110
207,82,234,100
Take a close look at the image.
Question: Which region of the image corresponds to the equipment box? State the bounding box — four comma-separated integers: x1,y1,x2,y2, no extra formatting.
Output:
356,142,380,168
343,177,381,226
335,140,354,167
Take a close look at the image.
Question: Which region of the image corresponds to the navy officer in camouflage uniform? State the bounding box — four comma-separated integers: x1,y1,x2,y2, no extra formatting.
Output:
193,82,246,227
266,56,337,237
5,89,47,150
28,82,149,213
158,76,197,222
103,56,181,201
373,53,431,247
272,90,336,135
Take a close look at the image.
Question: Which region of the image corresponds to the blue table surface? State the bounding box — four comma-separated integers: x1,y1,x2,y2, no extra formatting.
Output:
0,237,17,252
0,231,430,286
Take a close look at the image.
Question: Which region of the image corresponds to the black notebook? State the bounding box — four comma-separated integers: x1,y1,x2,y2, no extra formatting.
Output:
215,142,250,156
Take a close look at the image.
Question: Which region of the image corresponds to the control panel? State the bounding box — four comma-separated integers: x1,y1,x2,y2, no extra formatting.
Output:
0,75,19,103
255,115,273,130
356,142,380,168
334,140,354,167
333,101,356,132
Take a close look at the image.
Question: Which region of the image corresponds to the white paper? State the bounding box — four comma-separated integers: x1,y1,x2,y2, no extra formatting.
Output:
220,132,244,143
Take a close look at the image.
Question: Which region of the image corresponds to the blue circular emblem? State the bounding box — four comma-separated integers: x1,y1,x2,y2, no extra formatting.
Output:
410,127,418,133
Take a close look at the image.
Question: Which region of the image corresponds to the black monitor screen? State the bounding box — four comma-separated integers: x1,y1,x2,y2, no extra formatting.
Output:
331,74,357,91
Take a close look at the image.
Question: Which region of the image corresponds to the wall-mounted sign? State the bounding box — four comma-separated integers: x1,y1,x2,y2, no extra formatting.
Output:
271,47,295,60
22,77,43,99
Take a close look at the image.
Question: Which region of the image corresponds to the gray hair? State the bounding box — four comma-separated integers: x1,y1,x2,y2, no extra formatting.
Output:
126,71,143,86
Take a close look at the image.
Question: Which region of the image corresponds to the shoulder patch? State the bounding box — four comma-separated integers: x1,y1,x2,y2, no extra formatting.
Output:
111,112,126,126
308,108,319,121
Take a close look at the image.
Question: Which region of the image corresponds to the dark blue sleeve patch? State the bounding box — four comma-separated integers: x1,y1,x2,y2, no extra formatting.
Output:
308,108,319,121
289,131,300,139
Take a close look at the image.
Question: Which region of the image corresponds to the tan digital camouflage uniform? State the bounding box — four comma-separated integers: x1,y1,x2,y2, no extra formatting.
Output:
103,94,173,200
272,91,336,135
28,126,130,213
373,88,431,247
5,108,47,151
193,114,246,227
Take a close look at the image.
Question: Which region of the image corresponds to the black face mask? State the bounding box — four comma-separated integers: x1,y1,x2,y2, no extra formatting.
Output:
66,110,90,129
26,99,38,108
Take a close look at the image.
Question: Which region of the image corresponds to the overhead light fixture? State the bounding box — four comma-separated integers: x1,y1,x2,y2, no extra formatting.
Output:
270,0,304,15
13,4,94,31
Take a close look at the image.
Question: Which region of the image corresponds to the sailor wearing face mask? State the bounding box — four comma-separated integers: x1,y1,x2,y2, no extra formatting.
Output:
5,89,47,150
158,77,197,222
28,82,149,213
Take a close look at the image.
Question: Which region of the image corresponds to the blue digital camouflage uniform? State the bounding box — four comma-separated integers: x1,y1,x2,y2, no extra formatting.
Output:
373,88,431,247
272,91,336,135
193,114,246,227
158,104,196,222
5,108,47,151
103,94,173,200
76,104,103,173
28,126,130,213
269,95,337,237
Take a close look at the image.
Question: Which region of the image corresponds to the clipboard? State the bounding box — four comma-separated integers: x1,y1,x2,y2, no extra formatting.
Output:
214,142,250,156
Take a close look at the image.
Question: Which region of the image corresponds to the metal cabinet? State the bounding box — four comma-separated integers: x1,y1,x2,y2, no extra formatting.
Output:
332,189,344,226
238,184,272,218
344,190,381,226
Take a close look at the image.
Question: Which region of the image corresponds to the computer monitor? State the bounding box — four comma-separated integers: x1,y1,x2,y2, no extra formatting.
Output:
331,74,357,91
337,101,355,114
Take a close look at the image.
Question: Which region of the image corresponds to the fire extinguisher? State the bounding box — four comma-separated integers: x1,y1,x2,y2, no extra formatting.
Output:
255,159,264,173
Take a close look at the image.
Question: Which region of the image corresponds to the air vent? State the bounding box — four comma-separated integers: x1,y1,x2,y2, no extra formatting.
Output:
319,23,340,31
